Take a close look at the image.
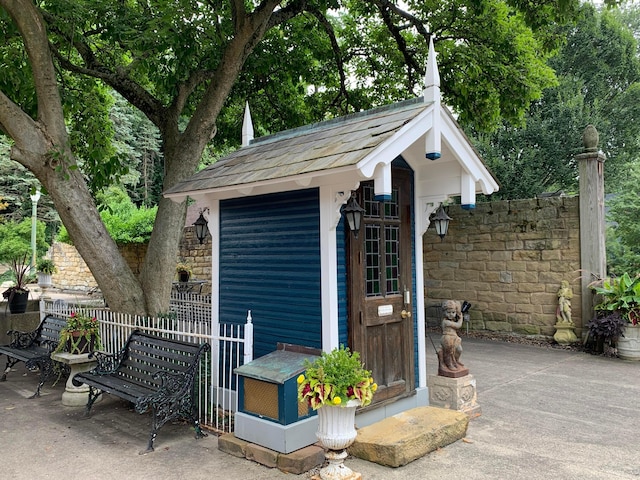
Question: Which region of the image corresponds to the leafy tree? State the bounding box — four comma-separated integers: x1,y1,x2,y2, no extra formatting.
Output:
58,187,157,246
606,164,640,275
0,0,586,314
474,3,640,199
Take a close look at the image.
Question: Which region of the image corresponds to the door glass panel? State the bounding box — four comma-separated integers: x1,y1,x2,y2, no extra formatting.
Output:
365,224,381,296
363,182,401,298
385,225,400,294
363,184,380,218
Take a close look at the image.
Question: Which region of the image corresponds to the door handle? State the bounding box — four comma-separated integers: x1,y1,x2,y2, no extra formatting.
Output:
401,309,411,319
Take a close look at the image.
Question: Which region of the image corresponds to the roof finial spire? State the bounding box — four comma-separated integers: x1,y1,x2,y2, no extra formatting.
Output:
423,35,440,104
242,101,254,147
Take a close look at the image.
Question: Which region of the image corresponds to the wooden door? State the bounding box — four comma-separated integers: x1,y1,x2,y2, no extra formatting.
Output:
348,168,415,404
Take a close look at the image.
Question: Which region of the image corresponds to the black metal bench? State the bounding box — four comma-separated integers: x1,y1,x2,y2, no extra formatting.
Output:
0,315,67,398
75,330,210,454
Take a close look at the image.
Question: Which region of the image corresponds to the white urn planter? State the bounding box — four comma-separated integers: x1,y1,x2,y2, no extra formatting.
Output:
315,399,361,480
618,324,640,361
37,272,52,288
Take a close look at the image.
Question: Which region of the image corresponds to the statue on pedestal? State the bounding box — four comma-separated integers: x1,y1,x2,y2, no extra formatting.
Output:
437,300,469,378
554,280,578,345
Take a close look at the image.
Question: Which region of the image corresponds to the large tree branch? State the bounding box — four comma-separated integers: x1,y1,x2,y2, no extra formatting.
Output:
0,0,66,142
309,9,350,113
46,41,166,128
370,0,423,77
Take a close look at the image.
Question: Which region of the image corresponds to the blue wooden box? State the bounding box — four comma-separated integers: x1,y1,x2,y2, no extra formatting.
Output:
235,344,320,425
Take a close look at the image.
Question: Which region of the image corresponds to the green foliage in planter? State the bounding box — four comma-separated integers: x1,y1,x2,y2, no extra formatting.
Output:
54,311,102,354
36,258,57,274
0,219,49,295
298,345,376,409
591,272,640,324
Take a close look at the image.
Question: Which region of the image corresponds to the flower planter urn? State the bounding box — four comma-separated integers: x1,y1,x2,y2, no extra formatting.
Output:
315,399,361,480
66,332,97,354
37,272,52,288
617,324,640,361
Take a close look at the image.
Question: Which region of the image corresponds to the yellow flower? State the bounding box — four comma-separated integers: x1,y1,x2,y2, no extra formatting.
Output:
332,396,342,405
371,383,378,392
297,374,305,384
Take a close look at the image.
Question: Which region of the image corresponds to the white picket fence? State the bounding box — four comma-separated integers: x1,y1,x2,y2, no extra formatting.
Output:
40,295,253,434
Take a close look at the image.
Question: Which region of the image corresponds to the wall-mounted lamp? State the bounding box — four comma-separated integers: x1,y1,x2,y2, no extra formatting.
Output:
432,204,451,241
193,208,210,244
342,193,365,239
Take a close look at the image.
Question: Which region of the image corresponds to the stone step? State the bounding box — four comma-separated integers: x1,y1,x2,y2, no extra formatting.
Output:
348,406,469,467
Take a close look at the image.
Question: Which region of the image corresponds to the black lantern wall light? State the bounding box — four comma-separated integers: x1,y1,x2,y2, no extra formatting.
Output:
193,208,210,244
342,193,365,239
431,204,451,241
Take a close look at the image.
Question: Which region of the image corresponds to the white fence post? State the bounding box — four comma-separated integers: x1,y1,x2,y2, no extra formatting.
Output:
244,310,253,364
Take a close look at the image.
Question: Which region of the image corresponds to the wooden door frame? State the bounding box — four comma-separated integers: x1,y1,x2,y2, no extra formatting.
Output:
346,167,415,403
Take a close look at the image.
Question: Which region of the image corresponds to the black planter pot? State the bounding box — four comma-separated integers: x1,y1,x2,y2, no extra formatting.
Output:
8,290,29,314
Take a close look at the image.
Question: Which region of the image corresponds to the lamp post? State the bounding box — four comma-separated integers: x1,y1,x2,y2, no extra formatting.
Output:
29,187,41,273
432,204,451,241
343,193,365,239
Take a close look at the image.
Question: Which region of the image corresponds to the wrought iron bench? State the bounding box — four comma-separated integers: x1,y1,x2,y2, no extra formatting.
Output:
75,330,210,454
0,315,67,397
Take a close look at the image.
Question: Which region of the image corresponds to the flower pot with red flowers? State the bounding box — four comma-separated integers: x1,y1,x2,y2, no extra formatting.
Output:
54,311,102,355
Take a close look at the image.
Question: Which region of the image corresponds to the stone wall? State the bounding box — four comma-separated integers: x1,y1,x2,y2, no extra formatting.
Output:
177,226,212,294
423,196,583,338
48,225,211,294
49,242,99,292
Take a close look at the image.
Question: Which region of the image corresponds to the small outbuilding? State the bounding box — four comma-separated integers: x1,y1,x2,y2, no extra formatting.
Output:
165,39,498,433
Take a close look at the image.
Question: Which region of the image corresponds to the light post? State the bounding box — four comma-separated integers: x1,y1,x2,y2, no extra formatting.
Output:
29,187,41,274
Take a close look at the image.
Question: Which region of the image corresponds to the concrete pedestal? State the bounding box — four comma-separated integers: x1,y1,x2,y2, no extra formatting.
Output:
427,374,481,417
51,352,100,407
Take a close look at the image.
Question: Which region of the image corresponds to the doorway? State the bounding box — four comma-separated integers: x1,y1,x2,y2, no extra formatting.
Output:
348,167,415,404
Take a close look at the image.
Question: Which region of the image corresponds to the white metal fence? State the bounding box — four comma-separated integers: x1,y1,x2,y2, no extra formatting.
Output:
40,295,253,434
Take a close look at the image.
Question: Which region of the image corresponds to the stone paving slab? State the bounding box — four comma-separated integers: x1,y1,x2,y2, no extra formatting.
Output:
349,406,469,467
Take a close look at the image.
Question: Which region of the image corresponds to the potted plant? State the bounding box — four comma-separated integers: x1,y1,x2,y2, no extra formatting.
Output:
297,345,376,479
589,273,640,360
0,219,48,313
175,260,192,282
36,258,57,288
1,254,31,314
54,311,102,355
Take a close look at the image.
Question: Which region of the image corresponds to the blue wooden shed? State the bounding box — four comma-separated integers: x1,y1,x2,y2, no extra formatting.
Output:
165,39,498,449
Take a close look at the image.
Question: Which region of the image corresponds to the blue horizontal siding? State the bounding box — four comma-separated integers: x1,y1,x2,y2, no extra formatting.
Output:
219,189,322,358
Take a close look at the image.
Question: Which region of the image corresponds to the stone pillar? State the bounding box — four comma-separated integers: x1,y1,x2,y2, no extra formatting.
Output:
577,125,606,334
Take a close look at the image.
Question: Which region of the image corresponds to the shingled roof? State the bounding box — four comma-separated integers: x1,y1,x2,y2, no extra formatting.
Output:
164,98,432,197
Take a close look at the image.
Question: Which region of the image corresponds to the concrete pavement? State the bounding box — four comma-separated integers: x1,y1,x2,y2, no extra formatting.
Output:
1,336,639,479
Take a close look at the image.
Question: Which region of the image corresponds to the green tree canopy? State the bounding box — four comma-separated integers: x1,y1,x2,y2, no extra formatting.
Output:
474,3,640,199
0,0,587,314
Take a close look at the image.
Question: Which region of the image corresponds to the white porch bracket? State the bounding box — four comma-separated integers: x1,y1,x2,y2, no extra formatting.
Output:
417,195,449,236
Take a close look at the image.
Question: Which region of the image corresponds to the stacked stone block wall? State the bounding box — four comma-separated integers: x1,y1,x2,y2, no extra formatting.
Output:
48,226,211,294
423,196,582,338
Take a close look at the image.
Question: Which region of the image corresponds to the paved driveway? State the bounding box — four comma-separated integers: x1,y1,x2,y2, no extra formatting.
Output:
1,337,639,479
